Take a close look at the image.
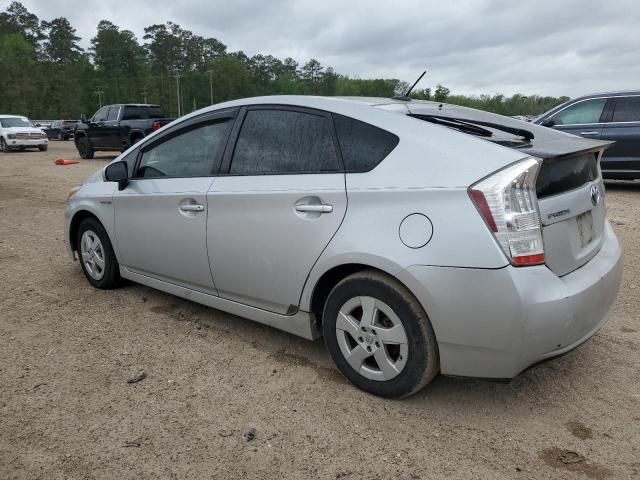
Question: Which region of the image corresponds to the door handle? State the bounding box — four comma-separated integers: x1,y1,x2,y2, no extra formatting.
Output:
580,131,600,135
180,204,205,212
295,204,333,213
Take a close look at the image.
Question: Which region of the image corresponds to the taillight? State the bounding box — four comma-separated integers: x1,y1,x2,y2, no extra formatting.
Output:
468,157,544,266
152,121,162,131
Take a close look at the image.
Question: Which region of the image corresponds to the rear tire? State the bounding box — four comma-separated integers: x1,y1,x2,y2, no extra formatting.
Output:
76,217,120,289
1,138,10,153
322,270,439,398
76,136,94,159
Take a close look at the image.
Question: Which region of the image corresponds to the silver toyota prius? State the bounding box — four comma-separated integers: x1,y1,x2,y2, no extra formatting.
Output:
65,95,623,398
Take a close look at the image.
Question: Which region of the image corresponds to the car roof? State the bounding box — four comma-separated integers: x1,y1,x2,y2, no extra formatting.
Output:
106,104,161,107
0,115,29,119
574,90,640,99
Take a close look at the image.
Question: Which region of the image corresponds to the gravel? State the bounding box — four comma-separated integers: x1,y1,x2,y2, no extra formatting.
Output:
1,142,639,479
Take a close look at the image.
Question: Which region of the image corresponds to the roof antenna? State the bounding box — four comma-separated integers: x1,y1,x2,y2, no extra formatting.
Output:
393,70,426,101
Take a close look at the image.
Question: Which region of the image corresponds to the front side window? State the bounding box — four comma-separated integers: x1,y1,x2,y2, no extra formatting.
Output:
611,97,640,122
552,98,606,125
93,107,109,122
230,109,341,175
135,120,232,178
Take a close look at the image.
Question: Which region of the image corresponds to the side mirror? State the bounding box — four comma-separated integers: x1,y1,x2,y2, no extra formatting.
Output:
541,118,556,127
105,161,129,191
80,114,87,124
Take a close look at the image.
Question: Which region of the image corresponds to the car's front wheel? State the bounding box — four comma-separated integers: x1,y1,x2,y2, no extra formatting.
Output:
76,217,120,289
322,271,439,398
76,136,94,159
38,144,48,151
1,138,11,153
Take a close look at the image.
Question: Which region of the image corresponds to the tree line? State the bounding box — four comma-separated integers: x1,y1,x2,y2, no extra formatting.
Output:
0,2,569,120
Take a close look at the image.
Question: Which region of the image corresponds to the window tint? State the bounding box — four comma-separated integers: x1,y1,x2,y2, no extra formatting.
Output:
93,107,109,122
107,107,119,121
230,109,340,175
552,99,606,125
122,106,143,120
611,97,640,122
333,114,399,172
148,107,165,119
136,120,232,178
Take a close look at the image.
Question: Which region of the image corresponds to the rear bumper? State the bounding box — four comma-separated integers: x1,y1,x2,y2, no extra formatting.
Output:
397,221,623,378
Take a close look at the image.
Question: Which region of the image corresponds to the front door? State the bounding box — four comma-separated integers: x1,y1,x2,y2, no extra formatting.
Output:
548,97,607,140
207,106,347,314
113,113,235,293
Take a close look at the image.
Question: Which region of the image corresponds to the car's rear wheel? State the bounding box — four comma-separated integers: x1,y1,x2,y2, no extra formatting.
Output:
322,271,439,398
76,136,94,159
1,138,10,153
76,217,120,289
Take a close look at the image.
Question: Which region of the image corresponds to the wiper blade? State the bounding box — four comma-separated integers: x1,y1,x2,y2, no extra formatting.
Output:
435,115,535,141
409,114,493,138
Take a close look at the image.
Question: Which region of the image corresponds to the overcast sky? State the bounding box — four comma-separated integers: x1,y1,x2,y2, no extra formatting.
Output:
20,0,640,98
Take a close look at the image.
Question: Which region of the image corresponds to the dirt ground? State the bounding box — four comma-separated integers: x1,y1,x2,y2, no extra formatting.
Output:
0,141,639,480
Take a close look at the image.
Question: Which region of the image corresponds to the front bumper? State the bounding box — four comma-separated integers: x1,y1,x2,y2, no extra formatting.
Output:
397,221,623,379
5,138,48,148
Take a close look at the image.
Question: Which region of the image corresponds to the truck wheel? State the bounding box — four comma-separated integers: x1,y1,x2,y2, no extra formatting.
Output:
322,271,439,398
77,137,94,159
1,138,11,153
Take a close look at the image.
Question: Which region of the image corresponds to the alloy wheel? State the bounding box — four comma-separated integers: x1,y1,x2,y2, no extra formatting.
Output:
80,230,106,280
335,296,409,381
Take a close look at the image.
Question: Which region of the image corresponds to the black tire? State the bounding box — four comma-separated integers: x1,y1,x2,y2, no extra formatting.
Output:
76,217,120,289
1,138,10,153
322,270,439,398
38,145,48,151
76,136,94,159
129,134,143,147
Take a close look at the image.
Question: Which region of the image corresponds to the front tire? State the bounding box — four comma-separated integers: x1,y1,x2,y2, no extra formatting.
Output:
76,136,94,159
1,138,10,153
38,144,48,151
322,271,439,398
76,217,120,289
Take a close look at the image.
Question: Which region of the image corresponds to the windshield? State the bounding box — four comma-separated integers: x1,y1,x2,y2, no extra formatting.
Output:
1,117,32,128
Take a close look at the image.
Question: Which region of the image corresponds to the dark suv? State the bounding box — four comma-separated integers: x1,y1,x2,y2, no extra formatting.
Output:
535,91,640,179
45,120,78,140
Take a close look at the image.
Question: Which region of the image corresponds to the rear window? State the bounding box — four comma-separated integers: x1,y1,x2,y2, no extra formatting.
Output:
332,114,399,172
122,106,165,120
611,96,640,122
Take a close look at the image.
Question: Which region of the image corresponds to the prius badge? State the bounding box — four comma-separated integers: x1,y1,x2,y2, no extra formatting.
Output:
590,185,601,207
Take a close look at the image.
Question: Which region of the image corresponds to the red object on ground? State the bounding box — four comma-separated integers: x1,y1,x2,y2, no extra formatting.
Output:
54,159,79,165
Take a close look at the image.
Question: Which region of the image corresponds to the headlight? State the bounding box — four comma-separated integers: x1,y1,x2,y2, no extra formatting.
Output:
66,186,81,201
7,133,16,139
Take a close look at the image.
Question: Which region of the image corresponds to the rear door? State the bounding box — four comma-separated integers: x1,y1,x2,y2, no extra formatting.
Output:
599,95,640,177
113,109,236,293
548,97,608,140
206,106,347,314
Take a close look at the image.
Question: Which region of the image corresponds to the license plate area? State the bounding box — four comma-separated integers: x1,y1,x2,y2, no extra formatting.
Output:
576,210,595,247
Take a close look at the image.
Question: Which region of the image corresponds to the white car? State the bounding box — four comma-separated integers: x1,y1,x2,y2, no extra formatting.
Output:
0,115,48,152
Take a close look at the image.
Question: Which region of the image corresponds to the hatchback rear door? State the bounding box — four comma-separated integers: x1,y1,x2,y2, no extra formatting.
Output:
206,106,347,315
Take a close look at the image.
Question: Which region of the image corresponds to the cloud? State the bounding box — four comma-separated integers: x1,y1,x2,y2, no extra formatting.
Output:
20,0,640,97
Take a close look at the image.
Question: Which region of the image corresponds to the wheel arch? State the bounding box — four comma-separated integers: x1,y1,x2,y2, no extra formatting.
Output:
307,260,415,327
68,209,117,259
128,129,145,147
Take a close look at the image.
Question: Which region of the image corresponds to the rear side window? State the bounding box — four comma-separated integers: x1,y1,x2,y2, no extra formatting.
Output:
611,97,640,122
122,107,143,120
332,114,399,172
230,109,341,175
135,120,232,178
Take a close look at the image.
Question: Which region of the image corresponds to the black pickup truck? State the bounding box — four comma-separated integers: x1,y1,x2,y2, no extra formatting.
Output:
74,104,174,159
